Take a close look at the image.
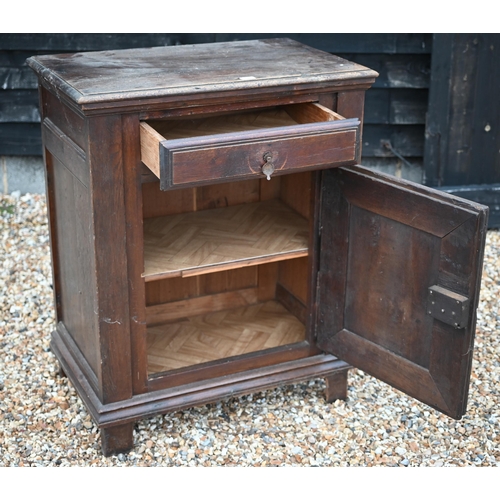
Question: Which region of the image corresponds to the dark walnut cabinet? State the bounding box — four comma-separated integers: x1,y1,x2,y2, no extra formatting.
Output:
27,39,488,456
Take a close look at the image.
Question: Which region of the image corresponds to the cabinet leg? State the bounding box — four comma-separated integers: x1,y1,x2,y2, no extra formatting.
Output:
57,363,66,378
324,370,349,403
100,422,135,456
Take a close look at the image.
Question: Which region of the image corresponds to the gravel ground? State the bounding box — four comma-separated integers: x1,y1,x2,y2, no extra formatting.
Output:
1,192,499,467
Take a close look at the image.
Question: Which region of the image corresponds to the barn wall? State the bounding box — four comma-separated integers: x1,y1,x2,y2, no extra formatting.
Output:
1,33,432,191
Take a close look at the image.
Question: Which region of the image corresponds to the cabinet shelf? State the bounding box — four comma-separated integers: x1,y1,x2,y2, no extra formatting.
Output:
142,199,309,281
147,300,306,374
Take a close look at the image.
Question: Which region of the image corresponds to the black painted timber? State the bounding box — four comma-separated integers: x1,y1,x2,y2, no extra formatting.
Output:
424,34,500,228
0,33,432,165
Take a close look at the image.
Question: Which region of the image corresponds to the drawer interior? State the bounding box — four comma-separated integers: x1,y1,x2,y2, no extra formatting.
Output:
144,102,343,140
142,172,314,379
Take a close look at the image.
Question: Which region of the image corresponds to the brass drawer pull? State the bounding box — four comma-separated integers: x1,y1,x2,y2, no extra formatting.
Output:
262,152,275,180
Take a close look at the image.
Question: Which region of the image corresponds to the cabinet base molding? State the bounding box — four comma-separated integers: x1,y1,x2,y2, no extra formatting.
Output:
50,324,350,455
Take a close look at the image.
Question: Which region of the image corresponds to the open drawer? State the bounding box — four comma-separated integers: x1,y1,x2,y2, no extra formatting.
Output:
140,103,360,190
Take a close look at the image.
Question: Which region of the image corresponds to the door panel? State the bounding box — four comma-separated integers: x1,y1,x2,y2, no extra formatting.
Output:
316,165,488,419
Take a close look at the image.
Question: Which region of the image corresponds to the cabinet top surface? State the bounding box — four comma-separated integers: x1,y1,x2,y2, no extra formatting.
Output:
27,38,377,107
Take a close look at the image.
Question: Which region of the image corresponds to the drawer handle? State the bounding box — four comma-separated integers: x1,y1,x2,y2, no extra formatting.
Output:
262,152,275,181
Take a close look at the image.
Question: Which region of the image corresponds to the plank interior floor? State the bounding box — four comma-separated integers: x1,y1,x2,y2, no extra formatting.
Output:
147,300,305,374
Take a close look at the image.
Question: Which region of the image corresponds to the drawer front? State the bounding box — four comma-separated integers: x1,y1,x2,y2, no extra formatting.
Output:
140,105,360,190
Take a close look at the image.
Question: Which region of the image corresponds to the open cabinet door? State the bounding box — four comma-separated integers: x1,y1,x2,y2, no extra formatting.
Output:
316,166,488,419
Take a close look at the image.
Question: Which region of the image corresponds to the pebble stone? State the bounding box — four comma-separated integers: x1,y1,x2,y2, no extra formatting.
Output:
1,192,499,467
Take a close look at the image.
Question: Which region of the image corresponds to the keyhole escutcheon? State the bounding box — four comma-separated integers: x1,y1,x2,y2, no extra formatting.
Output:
262,152,275,181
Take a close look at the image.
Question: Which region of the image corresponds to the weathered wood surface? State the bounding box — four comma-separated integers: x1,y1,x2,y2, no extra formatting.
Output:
423,34,500,227
424,34,500,187
26,39,377,107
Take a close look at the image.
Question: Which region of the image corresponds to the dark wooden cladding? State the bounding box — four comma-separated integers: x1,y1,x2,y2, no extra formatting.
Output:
0,89,39,122
0,123,41,155
216,34,432,54
362,124,425,158
1,34,203,51
316,165,488,419
0,53,39,90
364,89,428,125
425,34,500,187
423,34,500,227
341,54,431,89
3,33,432,53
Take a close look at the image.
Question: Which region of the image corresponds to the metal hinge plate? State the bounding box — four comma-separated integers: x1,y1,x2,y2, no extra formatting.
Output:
427,285,470,329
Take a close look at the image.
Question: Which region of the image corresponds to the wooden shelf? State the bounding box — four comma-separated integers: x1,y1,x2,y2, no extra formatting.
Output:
147,300,306,374
142,199,309,281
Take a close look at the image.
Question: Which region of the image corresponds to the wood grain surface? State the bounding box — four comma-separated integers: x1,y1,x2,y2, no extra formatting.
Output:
26,39,377,105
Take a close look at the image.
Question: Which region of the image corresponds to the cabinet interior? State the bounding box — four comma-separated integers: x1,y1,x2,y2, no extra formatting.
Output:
142,172,314,376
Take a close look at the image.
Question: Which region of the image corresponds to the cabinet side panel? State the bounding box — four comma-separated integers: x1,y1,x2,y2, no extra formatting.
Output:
41,87,87,151
49,152,99,374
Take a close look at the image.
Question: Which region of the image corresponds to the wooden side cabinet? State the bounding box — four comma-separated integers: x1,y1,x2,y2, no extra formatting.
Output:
27,39,488,456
